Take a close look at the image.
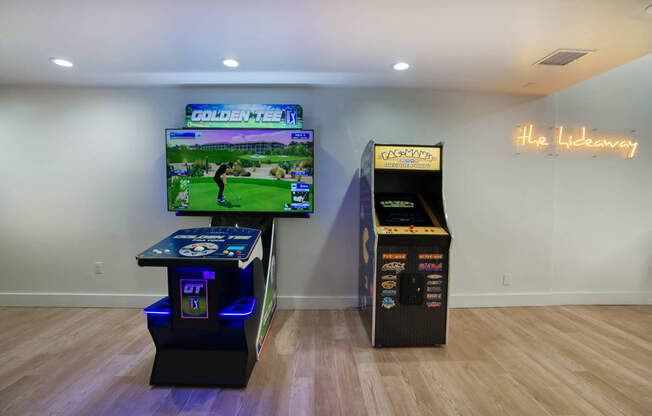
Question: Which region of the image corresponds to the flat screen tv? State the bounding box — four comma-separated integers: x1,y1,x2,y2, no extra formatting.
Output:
166,129,314,214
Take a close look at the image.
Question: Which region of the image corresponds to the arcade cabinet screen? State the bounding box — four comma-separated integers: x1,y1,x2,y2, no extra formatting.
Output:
166,129,314,213
375,193,433,226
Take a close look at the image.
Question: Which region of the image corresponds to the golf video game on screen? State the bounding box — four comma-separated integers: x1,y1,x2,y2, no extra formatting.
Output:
166,129,314,213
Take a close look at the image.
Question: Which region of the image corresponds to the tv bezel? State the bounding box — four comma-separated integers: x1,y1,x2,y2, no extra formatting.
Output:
165,128,315,217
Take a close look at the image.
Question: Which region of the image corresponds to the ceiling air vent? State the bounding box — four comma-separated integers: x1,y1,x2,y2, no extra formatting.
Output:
534,49,595,66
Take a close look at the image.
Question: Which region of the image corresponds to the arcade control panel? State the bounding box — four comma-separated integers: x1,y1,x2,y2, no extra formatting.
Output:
136,227,261,267
374,193,448,236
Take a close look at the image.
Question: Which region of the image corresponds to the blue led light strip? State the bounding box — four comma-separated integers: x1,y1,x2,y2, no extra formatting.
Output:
219,297,256,317
144,310,170,316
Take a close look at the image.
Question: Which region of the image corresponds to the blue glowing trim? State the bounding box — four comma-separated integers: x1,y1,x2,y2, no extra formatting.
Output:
144,297,170,316
220,298,256,317
144,310,170,316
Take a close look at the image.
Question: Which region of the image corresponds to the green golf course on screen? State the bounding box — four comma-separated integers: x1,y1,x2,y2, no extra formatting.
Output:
166,129,314,213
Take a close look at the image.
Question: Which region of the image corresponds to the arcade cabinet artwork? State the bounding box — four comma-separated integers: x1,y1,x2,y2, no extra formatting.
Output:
136,105,313,387
359,141,451,347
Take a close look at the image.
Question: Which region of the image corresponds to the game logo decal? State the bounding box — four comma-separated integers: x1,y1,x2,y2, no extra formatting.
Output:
379,200,414,209
426,302,441,308
375,145,441,171
381,274,397,280
426,293,442,300
180,279,208,319
419,262,443,271
381,281,397,289
426,274,443,280
186,104,302,129
382,253,407,260
382,297,396,309
419,254,443,260
382,262,406,272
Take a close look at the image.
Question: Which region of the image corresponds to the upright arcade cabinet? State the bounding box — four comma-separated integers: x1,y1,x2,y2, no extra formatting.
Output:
136,118,314,387
359,141,451,347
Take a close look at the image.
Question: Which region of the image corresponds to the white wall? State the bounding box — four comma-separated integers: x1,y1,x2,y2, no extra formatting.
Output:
548,53,652,302
0,56,649,309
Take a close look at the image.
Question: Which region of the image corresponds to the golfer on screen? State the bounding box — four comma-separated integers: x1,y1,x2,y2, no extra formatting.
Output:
214,161,233,204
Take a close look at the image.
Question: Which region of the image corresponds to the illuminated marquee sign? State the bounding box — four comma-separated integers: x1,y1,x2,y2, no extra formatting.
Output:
186,104,303,129
375,146,441,170
515,124,639,158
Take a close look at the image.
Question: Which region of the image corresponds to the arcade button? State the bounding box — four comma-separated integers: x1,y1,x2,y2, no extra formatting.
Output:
228,252,234,256
236,250,242,254
223,250,229,254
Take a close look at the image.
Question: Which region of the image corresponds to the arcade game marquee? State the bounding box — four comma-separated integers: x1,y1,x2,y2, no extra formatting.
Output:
359,141,451,347
136,104,313,387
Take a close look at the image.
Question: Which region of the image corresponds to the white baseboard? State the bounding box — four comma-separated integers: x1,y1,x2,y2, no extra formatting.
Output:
0,291,649,309
0,292,165,308
450,291,652,308
278,296,358,310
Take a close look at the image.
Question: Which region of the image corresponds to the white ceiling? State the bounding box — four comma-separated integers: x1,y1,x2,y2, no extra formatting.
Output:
1,0,650,95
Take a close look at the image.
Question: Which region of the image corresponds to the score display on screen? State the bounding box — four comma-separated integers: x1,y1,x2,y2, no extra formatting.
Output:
166,129,314,214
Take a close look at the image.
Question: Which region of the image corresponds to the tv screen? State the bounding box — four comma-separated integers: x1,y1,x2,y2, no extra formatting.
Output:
166,129,314,214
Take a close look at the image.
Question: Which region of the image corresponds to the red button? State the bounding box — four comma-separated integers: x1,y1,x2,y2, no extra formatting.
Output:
236,250,242,254
409,225,414,229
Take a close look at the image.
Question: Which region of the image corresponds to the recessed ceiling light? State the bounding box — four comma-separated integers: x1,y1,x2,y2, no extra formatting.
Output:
49,57,73,68
222,58,239,68
393,62,410,71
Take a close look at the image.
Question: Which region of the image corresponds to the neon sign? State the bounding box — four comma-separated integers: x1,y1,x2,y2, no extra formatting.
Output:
515,125,639,158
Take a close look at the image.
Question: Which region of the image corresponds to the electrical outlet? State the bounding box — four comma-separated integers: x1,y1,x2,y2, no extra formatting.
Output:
94,261,105,275
502,273,512,286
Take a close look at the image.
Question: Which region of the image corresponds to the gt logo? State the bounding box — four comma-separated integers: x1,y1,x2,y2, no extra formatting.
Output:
183,283,203,294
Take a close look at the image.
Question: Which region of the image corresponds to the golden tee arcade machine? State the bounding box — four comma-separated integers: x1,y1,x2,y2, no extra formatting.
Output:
136,104,313,387
359,141,451,347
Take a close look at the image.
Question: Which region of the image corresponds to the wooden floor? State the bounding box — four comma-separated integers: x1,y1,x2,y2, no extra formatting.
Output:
0,306,650,416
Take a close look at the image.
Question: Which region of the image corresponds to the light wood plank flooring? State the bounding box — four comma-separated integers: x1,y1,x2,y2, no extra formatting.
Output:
0,306,650,416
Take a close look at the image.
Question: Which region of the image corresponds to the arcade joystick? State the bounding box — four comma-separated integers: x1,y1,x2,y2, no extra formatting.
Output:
193,246,205,252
